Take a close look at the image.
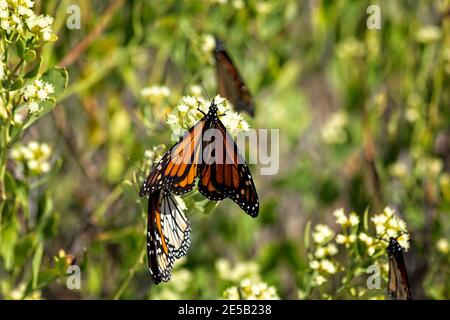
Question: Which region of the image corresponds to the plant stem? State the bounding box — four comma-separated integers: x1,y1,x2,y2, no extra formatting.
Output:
0,124,8,241
113,244,145,300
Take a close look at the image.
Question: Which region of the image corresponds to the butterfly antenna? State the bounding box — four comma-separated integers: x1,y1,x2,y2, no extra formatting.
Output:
376,229,389,243
395,231,408,241
126,157,147,176
200,81,211,102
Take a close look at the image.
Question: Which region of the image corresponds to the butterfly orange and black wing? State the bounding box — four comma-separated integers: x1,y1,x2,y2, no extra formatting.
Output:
197,163,226,201
140,120,205,196
387,238,413,300
214,36,255,116
147,189,191,284
199,117,259,217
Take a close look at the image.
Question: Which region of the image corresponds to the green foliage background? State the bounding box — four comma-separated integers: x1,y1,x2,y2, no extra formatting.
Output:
1,0,450,299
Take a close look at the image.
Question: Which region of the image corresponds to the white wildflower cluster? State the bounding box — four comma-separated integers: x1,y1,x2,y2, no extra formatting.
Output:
414,156,443,179
307,206,411,291
337,38,365,60
321,112,348,145
216,259,259,282
23,78,55,114
309,224,339,286
189,84,202,96
334,209,360,248
0,0,56,41
151,268,192,300
166,94,249,139
416,25,442,44
217,259,278,299
10,141,52,175
143,144,166,169
140,85,171,104
201,34,215,54
334,208,360,228
8,282,41,300
372,207,410,251
223,278,279,300
312,224,334,244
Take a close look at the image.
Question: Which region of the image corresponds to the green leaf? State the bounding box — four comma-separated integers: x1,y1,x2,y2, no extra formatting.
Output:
304,220,312,250
363,207,370,231
0,215,19,271
42,67,68,97
10,78,24,90
24,56,43,79
32,243,44,289
16,39,25,58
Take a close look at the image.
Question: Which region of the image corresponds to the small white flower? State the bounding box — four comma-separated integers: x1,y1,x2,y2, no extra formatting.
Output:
27,101,41,113
312,224,334,244
326,243,338,256
313,275,327,286
314,248,326,258
28,141,39,151
202,34,215,53
309,260,320,269
44,82,55,94
336,234,346,244
37,88,48,101
320,259,337,274
40,143,51,157
348,213,360,226
27,159,38,170
40,162,50,173
166,114,178,127
437,238,449,254
177,103,189,114
24,84,37,98
189,85,202,96
334,208,347,225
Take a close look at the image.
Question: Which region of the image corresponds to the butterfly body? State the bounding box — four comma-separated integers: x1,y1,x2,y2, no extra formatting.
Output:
387,237,413,300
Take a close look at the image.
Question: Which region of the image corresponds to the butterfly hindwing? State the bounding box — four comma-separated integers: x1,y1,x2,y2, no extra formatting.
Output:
160,190,191,258
146,189,191,284
147,190,172,284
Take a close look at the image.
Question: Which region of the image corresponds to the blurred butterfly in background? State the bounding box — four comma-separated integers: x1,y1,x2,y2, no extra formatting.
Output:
147,188,190,284
213,36,255,117
386,235,413,300
140,98,259,218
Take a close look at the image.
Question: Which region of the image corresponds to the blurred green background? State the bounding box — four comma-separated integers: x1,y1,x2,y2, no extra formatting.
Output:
1,0,450,299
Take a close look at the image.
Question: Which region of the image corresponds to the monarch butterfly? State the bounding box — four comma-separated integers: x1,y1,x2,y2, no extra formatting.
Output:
147,189,191,284
386,236,413,300
140,99,259,218
214,36,255,116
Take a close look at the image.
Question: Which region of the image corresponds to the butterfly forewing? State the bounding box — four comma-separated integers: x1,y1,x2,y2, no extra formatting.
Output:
199,118,259,217
140,120,205,196
387,238,413,300
214,36,255,116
